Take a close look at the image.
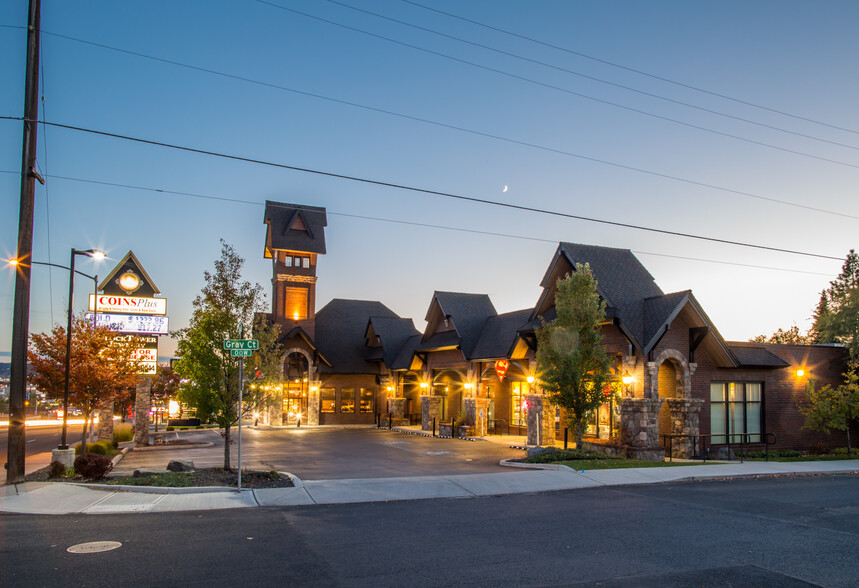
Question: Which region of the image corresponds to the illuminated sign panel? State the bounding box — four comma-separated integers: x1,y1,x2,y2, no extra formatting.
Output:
89,294,166,315
86,313,169,335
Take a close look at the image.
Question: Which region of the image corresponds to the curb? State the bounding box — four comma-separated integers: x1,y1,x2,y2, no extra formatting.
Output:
499,459,562,471
130,442,216,452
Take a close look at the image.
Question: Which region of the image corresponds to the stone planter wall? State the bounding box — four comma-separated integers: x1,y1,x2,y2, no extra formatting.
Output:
619,398,664,460
388,397,407,419
464,397,490,437
665,398,704,458
526,394,555,446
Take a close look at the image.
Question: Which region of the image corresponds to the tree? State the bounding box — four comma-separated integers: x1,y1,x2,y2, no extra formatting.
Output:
536,263,611,447
811,250,859,356
28,316,143,452
800,358,859,455
749,325,811,344
173,241,281,470
151,366,181,431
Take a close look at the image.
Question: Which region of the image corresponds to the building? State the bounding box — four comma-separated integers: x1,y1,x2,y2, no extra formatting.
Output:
258,201,851,457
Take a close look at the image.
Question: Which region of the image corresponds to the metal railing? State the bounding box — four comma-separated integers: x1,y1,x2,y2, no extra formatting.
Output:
662,432,778,462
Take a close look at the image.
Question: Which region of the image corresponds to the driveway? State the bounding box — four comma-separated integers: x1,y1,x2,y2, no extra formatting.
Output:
113,427,527,480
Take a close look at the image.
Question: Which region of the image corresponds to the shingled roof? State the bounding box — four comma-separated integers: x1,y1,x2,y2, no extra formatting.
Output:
365,316,420,368
727,344,790,367
264,201,327,257
314,299,399,374
470,309,532,360
426,292,497,358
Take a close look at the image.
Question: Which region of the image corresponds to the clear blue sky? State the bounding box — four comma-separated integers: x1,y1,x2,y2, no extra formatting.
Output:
2,0,858,359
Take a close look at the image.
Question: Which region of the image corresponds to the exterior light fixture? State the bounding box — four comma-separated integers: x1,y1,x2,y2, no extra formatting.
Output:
526,376,535,384
293,312,299,320
796,369,805,377
464,383,472,390
622,371,633,386
311,386,318,392
419,382,427,389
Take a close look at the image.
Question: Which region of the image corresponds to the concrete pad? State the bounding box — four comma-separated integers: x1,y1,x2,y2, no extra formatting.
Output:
254,486,317,507
149,490,257,512
83,492,165,514
448,470,602,495
0,483,112,514
302,475,472,504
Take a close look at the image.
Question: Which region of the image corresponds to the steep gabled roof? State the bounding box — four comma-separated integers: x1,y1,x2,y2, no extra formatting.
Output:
364,316,420,368
532,243,663,351
314,299,398,374
264,201,327,257
390,334,423,371
98,250,160,296
470,309,532,360
425,291,497,358
643,291,691,347
276,325,331,367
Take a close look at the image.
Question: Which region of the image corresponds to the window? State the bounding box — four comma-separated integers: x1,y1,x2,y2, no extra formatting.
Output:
320,388,335,413
284,287,308,320
340,388,355,413
284,255,292,267
511,381,527,426
710,382,763,443
302,257,310,268
359,388,374,413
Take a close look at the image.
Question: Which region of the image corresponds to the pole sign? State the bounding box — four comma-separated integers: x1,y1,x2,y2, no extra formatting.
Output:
231,349,253,357
89,294,166,315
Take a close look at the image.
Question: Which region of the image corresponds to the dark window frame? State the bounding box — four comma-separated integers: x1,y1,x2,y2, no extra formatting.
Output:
710,381,765,444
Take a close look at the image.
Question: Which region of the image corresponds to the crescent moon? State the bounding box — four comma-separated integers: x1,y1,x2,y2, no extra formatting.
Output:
502,185,508,192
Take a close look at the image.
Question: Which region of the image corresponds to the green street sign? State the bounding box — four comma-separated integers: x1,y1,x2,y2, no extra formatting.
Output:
224,339,259,351
231,349,253,357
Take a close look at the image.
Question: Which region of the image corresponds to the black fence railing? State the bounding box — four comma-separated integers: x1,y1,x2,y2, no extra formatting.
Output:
662,432,778,462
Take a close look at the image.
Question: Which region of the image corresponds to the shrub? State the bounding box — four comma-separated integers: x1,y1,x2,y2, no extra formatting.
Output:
832,447,856,456
113,422,134,443
74,440,116,456
526,448,624,463
48,460,67,478
165,426,175,431
195,425,203,429
74,453,113,479
808,443,829,456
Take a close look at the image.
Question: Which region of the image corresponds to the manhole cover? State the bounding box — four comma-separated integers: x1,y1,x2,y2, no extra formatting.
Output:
67,541,122,554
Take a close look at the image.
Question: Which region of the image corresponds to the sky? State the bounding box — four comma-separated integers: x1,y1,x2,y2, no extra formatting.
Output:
2,0,858,361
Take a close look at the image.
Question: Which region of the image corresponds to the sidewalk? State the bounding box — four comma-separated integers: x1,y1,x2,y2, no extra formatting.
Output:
3,458,858,515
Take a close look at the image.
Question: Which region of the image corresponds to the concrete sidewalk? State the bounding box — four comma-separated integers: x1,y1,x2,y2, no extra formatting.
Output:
3,459,858,515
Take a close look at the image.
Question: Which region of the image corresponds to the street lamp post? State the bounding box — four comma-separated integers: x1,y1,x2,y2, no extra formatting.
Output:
59,248,105,450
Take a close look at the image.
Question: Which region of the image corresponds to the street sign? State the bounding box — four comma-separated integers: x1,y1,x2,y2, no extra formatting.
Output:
230,349,253,357
224,339,259,351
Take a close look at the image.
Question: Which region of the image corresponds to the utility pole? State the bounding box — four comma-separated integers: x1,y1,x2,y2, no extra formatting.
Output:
6,0,42,485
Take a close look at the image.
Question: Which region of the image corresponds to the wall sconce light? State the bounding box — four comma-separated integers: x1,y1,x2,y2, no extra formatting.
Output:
622,370,633,396
796,369,805,377
386,386,393,392
419,382,427,389
526,376,535,384
310,386,318,392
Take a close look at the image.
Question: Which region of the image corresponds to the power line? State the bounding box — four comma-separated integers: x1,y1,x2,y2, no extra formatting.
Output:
0,121,844,261
255,0,859,167
17,30,859,217
399,0,859,137
322,0,859,155
0,168,836,276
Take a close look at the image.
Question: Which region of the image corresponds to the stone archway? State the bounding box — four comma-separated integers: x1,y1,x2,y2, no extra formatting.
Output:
644,349,702,458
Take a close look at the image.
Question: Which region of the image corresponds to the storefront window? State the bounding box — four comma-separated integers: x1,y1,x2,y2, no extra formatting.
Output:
340,388,355,413
320,388,335,413
710,382,763,443
511,381,527,426
359,388,374,413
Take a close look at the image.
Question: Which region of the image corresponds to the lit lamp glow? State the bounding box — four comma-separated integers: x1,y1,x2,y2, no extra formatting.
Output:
622,371,633,386
796,369,805,377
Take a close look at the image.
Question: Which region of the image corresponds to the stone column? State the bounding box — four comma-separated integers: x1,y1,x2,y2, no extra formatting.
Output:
134,377,151,447
666,398,704,458
472,397,490,437
620,397,665,460
388,397,407,419
526,394,555,446
421,395,442,431
97,396,114,441
305,381,321,426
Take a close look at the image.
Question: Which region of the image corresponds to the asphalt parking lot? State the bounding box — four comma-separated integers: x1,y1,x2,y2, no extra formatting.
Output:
114,427,528,480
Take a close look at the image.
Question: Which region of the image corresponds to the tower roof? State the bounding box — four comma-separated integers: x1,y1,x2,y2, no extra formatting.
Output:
264,201,327,258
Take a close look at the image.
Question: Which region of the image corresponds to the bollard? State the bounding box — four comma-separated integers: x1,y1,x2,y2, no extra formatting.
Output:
564,427,568,450
297,417,301,428
388,412,392,430
433,417,436,438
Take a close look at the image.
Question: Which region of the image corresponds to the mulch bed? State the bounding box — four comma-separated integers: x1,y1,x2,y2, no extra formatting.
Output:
24,465,294,489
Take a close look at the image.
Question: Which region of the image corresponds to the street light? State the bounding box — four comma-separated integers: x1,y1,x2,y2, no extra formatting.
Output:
60,248,105,449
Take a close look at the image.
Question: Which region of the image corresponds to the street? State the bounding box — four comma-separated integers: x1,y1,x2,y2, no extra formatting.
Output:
1,475,857,586
0,422,89,474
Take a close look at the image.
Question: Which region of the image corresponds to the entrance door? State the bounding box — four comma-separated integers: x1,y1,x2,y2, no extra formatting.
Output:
283,390,306,425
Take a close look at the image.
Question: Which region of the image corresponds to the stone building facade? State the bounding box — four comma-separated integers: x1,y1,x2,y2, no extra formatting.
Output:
254,201,852,458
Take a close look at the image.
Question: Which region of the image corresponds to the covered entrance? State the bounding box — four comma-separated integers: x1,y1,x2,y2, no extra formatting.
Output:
283,351,309,425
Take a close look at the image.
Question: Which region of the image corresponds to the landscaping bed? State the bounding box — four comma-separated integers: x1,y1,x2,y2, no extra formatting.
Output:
522,448,710,471
25,465,293,489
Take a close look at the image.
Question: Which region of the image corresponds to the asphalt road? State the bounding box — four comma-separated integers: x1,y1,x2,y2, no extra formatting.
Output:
0,422,89,474
115,427,526,479
1,475,857,586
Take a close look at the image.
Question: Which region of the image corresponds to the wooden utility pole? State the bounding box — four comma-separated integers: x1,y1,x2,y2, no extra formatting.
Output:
6,0,41,485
